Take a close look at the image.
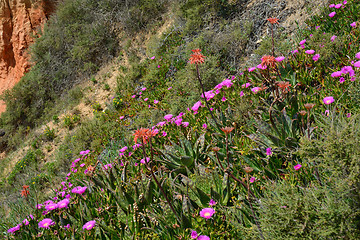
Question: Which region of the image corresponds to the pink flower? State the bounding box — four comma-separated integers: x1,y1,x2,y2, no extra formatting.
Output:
203,123,207,129
174,118,183,126
154,100,159,104
119,146,128,152
240,91,244,97
151,56,155,60
353,61,360,68
248,67,256,72
182,122,189,127
201,90,215,100
335,3,342,9
157,65,161,68
157,121,166,127
250,177,256,183
347,113,351,118
83,220,96,230
242,82,251,88
355,52,360,59
331,35,337,42
162,131,167,137
257,63,267,70
329,12,336,18
140,157,150,164
221,96,227,102
266,147,272,156
199,208,215,219
8,225,21,234
198,236,210,240
141,87,147,91
23,219,29,225
57,199,70,209
144,98,148,101
294,164,302,171
251,87,261,94
131,95,136,98
351,22,356,27
209,199,217,206
38,218,55,229
191,230,198,239
339,77,345,83
220,79,233,88
331,71,342,77
299,39,306,45
315,26,320,30
312,54,320,61
192,101,202,112
71,186,87,194
305,49,315,55
164,114,173,121
168,87,172,90
45,203,58,211
329,4,335,8
275,56,285,62
323,96,334,105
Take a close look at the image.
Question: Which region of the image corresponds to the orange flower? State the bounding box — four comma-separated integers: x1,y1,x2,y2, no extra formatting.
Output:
261,55,277,68
299,110,307,116
189,49,205,65
267,17,279,24
221,127,234,134
304,103,315,110
276,81,291,93
134,128,151,144
21,186,30,198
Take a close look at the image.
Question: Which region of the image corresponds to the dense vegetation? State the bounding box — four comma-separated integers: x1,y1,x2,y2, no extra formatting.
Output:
1,0,360,239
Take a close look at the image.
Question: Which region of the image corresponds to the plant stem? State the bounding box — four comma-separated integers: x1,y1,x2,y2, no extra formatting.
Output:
141,142,180,224
195,64,220,128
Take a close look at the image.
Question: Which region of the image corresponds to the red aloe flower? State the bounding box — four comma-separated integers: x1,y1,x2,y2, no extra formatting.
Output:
189,49,205,65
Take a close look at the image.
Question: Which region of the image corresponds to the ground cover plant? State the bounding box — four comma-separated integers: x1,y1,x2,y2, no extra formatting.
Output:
2,0,360,239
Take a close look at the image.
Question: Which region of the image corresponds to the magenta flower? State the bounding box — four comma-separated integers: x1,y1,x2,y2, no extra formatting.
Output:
339,77,345,83
251,87,261,94
182,122,189,127
240,91,244,97
168,87,172,90
83,220,96,230
355,52,360,59
353,61,360,68
144,98,148,102
209,199,217,206
164,114,173,121
221,96,227,102
266,147,272,156
80,150,90,155
162,131,167,137
312,54,320,61
201,90,215,100
323,96,334,105
119,146,128,152
294,164,302,171
150,56,155,59
8,225,21,234
275,56,285,62
299,39,306,45
250,177,256,183
335,3,342,9
38,218,55,229
202,123,207,129
351,22,356,27
71,186,87,195
45,203,58,211
192,101,202,112
23,218,29,225
257,63,267,70
141,87,146,91
329,12,336,18
198,235,210,240
347,113,351,118
157,65,160,68
248,66,256,72
305,50,315,55
331,71,342,77
57,199,70,209
219,79,233,88
174,118,183,126
199,208,215,219
242,82,251,88
154,99,159,104
191,230,198,239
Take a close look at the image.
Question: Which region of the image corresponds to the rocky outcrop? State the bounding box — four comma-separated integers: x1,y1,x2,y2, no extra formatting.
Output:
0,0,54,112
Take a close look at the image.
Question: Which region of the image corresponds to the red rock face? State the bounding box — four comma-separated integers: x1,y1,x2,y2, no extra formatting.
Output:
0,0,54,113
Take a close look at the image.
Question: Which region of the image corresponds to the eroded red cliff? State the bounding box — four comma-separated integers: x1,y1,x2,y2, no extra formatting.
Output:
0,0,54,112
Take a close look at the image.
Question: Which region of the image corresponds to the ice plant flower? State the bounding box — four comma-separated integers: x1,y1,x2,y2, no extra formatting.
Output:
242,82,251,88
198,236,210,240
154,99,159,104
192,101,202,112
182,122,189,127
294,164,302,171
248,66,256,72
38,218,55,229
250,177,256,183
312,54,320,61
199,208,215,219
339,77,345,83
305,49,315,55
356,52,360,59
71,186,87,195
202,123,207,129
299,39,306,45
323,96,334,105
57,199,70,209
164,114,173,121
351,22,356,27
45,203,58,211
189,49,205,65
329,12,336,17
331,35,337,42
83,220,96,230
209,199,217,206
251,87,261,94
8,225,21,234
266,147,272,156
353,61,360,68
275,56,285,62
335,3,342,8
23,219,29,225
331,71,342,77
191,230,198,239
